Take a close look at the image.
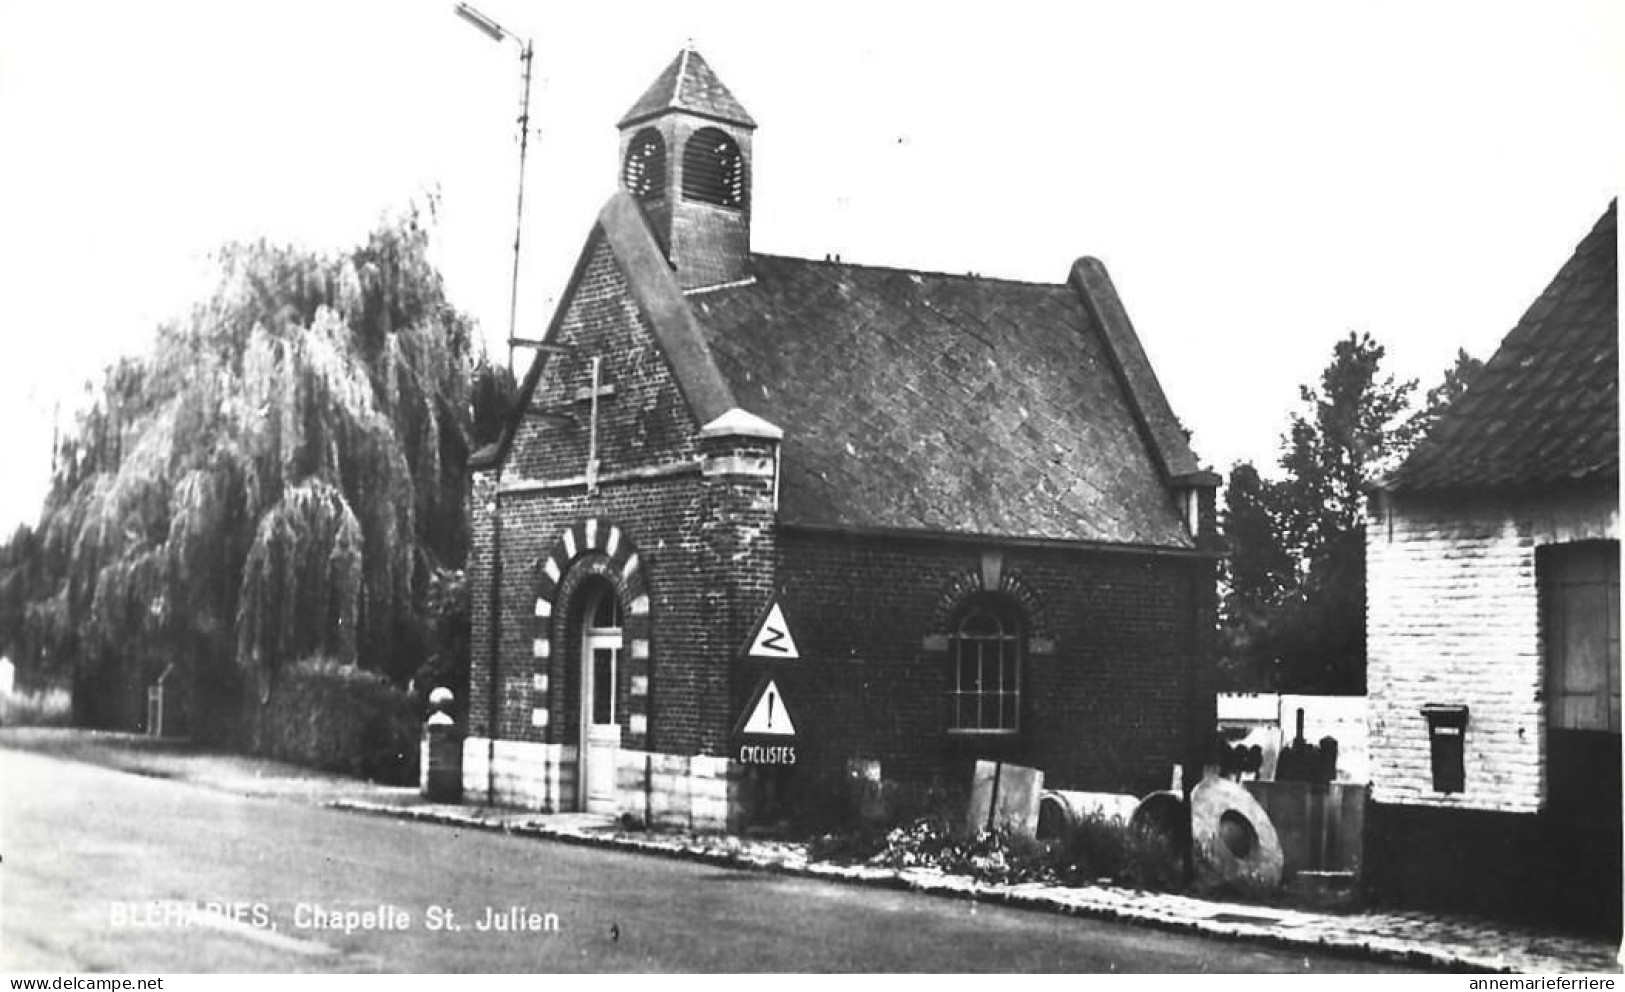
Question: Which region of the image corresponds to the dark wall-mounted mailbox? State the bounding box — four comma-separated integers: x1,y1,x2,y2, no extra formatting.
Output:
1421,704,1469,794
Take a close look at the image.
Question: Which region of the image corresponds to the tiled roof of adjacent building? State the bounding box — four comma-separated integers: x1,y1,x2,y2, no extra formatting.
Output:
688,254,1197,546
1386,201,1618,493
618,48,756,129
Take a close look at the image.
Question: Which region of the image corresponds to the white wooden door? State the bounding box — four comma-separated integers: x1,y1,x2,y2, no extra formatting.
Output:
579,585,622,814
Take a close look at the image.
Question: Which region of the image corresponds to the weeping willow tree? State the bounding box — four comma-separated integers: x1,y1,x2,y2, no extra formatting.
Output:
27,206,478,726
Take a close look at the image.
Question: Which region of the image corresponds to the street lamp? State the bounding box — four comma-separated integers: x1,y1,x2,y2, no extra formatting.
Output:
454,2,534,374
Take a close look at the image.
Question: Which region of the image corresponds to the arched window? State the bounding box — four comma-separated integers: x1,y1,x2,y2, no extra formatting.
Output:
949,597,1021,733
579,579,622,728
621,128,666,202
681,127,746,208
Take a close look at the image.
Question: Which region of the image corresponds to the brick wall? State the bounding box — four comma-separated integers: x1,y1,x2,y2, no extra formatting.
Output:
469,233,782,811
509,241,700,483
765,529,1215,797
467,470,497,735
481,480,712,750
471,219,1216,820
474,478,1215,811
464,446,771,816
1366,487,1618,811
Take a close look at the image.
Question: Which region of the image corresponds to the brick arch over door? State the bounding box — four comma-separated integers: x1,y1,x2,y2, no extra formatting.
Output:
530,518,653,750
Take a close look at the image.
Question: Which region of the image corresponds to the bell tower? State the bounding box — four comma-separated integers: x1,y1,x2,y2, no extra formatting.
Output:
617,48,756,290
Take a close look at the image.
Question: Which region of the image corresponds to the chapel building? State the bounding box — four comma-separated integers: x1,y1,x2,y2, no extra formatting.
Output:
464,49,1222,829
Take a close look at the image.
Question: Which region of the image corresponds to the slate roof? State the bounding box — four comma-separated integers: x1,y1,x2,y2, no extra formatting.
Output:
618,48,756,129
1387,202,1618,493
688,254,1196,547
483,191,1207,549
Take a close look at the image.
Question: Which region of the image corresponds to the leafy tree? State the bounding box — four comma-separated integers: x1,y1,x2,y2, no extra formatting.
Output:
417,565,471,717
1220,331,1422,693
0,525,41,666
470,354,519,450
1217,462,1294,688
1275,331,1418,578
1221,461,1293,623
1404,347,1485,445
21,206,478,731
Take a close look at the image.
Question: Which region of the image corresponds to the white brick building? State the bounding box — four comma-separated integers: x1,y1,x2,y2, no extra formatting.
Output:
1365,202,1618,934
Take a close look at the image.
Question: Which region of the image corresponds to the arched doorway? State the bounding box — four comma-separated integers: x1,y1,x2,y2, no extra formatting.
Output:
577,579,622,813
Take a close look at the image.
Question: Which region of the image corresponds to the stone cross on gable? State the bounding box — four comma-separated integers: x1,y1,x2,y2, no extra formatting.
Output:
511,340,617,491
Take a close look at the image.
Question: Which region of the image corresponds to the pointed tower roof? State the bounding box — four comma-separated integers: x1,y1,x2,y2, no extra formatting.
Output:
618,48,756,129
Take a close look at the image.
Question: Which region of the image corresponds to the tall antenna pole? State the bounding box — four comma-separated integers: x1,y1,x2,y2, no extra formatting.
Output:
453,7,533,800
454,3,535,378
506,39,533,376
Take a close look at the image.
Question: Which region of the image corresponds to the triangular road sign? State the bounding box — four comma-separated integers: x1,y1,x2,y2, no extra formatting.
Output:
745,601,800,660
739,679,796,736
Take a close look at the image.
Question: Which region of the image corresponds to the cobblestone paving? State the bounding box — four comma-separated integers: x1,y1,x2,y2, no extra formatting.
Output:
331,798,1622,975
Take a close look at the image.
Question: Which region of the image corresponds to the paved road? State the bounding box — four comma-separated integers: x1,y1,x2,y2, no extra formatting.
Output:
0,748,1428,973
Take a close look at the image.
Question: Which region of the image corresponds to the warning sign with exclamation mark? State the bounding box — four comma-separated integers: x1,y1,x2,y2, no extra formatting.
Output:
739,679,795,736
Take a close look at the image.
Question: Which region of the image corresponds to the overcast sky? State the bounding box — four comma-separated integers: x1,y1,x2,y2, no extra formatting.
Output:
0,0,1619,534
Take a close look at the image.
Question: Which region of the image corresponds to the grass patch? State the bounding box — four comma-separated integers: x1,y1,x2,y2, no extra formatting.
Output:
1058,810,1187,891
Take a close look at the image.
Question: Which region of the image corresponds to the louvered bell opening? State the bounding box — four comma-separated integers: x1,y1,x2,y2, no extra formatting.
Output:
681,127,746,209
622,128,666,202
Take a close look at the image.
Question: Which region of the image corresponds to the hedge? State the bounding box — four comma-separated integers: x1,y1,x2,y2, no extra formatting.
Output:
247,656,421,784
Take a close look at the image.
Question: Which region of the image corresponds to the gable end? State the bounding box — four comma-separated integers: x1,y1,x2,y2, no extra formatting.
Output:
477,190,740,473
1068,257,1201,482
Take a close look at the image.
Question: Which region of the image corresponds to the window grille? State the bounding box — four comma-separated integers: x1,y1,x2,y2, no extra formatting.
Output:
681,128,746,208
949,600,1020,733
622,129,666,201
